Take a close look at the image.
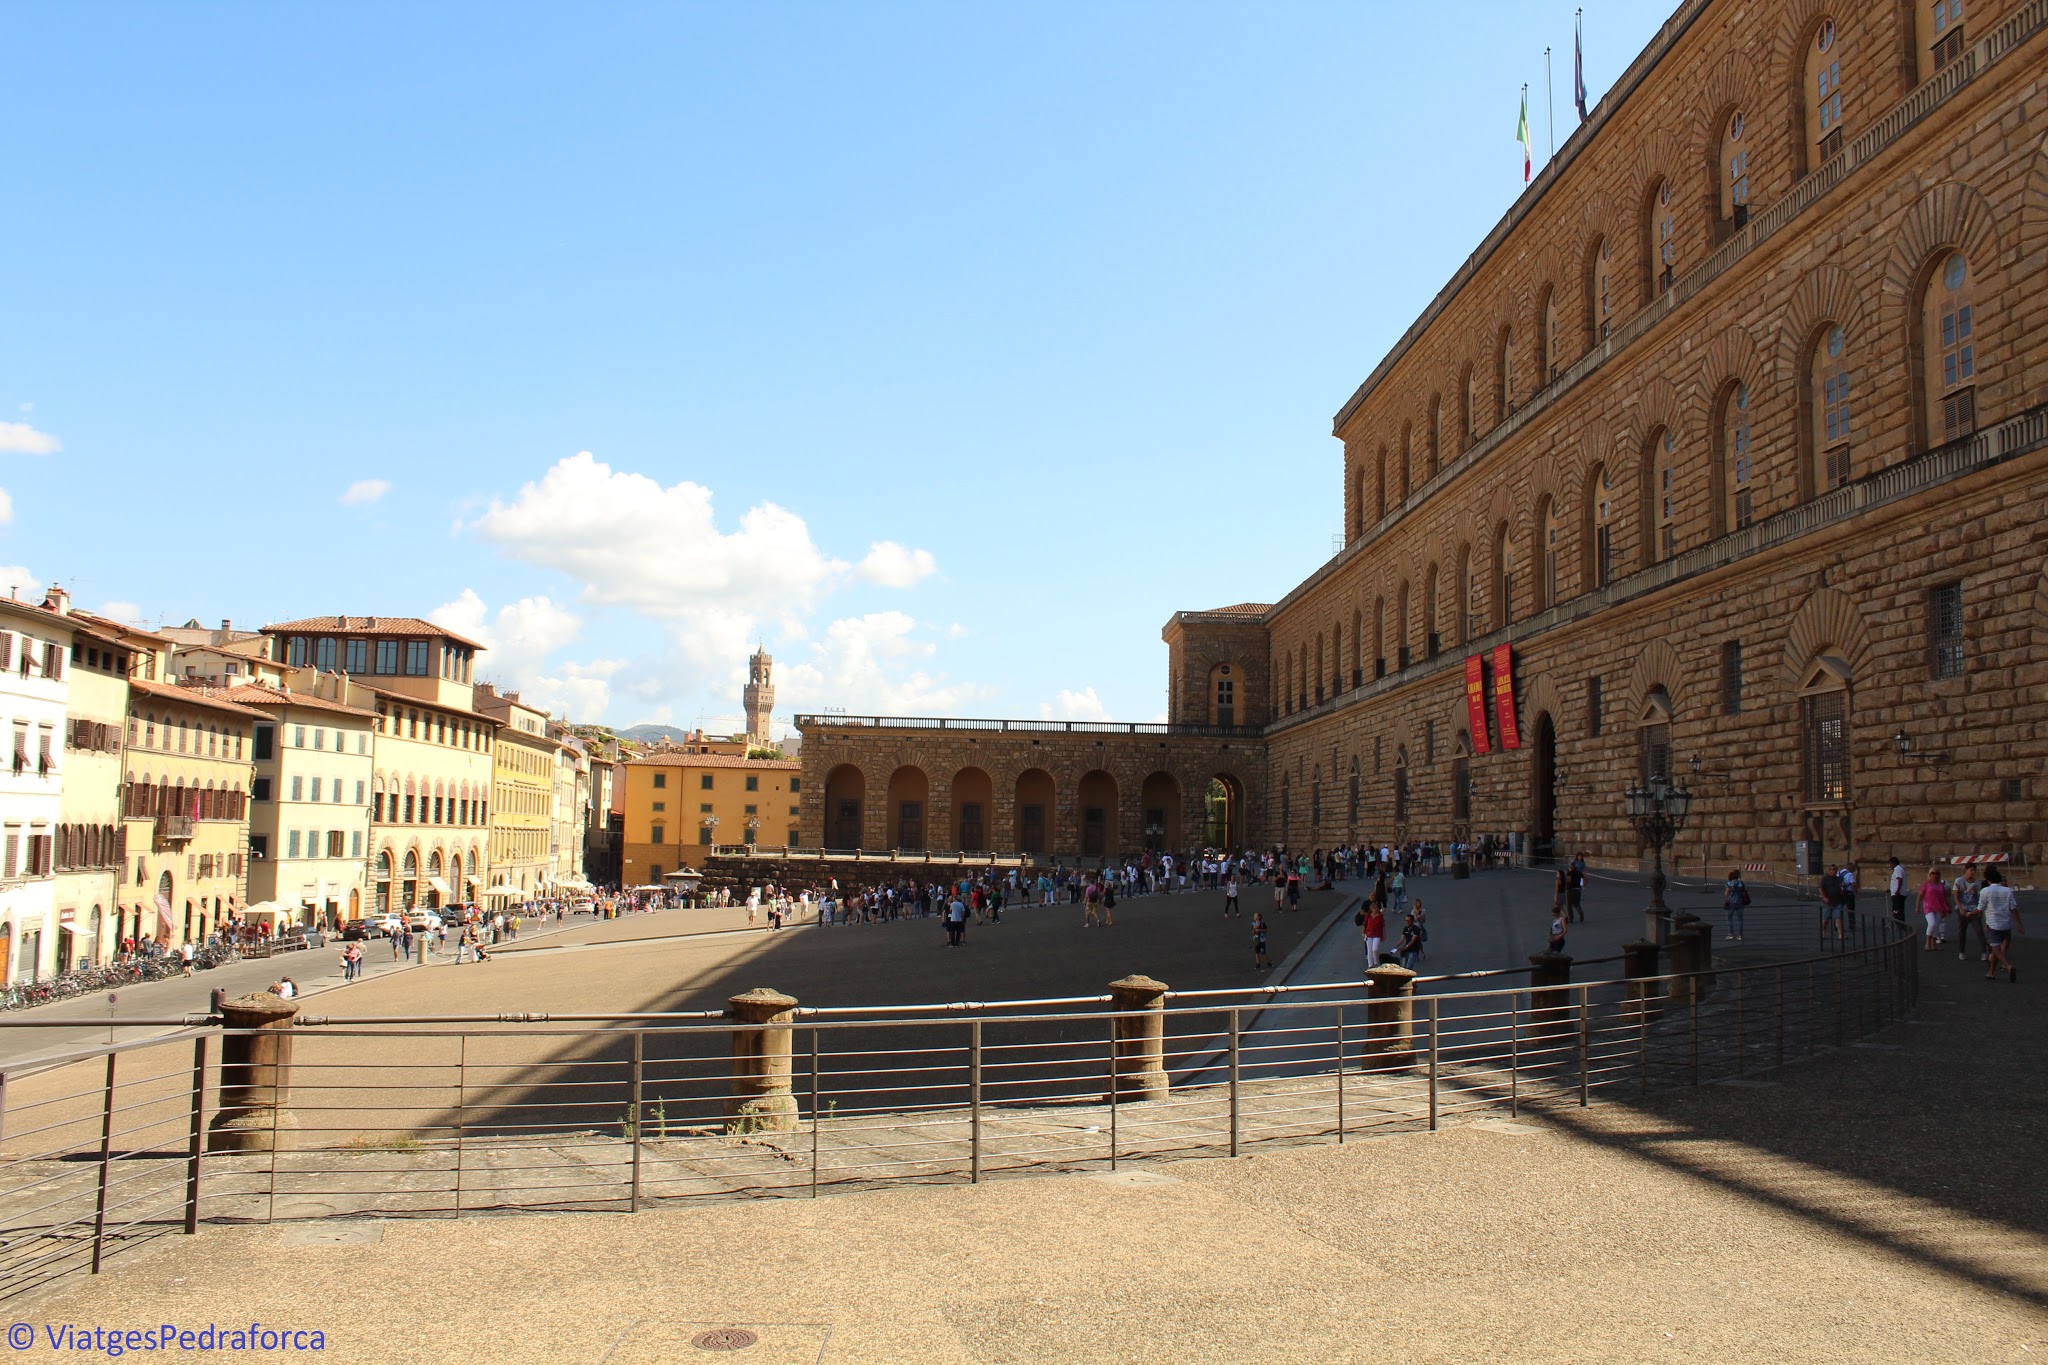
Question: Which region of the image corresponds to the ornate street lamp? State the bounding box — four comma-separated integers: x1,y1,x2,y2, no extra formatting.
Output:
1622,775,1692,928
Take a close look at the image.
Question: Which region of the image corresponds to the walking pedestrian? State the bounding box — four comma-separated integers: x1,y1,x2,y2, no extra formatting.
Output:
1918,866,1951,950
1223,874,1240,918
1547,905,1568,956
1363,904,1385,967
1888,857,1909,924
1952,865,1984,961
1252,912,1271,970
1723,869,1750,942
1567,853,1586,922
1979,866,2024,982
945,894,968,946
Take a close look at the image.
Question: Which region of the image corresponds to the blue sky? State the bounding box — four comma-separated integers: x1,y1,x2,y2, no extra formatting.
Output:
0,1,1672,734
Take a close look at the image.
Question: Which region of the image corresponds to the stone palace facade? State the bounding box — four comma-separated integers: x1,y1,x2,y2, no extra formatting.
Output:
799,0,2048,875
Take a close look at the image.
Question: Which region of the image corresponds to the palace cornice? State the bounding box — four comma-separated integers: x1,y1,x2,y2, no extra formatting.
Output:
1285,0,2048,625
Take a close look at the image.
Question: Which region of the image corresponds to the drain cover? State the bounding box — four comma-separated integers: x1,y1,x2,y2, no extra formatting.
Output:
692,1328,760,1351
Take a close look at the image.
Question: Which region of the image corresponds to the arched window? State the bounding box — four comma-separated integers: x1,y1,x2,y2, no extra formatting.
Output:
1427,395,1442,479
1916,0,1969,80
1813,323,1854,490
1647,178,1677,294
1924,251,1977,445
1395,581,1411,670
1331,623,1343,695
1637,686,1674,785
1423,565,1440,658
1798,658,1851,802
1648,427,1677,562
145,714,157,749
1376,445,1389,521
1398,422,1413,502
1350,607,1362,687
1538,496,1562,609
1805,19,1845,167
1314,633,1325,705
1455,547,1473,645
1587,235,1613,343
1393,747,1410,825
1210,663,1237,727
1372,595,1387,678
1541,287,1560,381
1461,365,1477,449
1590,464,1615,587
1352,464,1368,540
1722,383,1755,531
1349,756,1361,825
1492,522,1513,630
1720,111,1750,226
1496,326,1516,425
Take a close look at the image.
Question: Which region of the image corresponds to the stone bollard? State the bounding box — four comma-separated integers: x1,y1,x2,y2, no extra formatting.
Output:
1526,952,1575,1036
1644,907,1672,946
1107,975,1170,1102
1362,963,1418,1069
1667,924,1712,1004
207,993,301,1152
727,988,801,1132
1621,939,1663,1019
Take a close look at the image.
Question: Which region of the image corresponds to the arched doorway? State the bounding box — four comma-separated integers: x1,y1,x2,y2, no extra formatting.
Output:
1451,732,1474,844
1078,770,1118,860
951,767,992,852
1204,775,1245,849
823,765,865,851
401,850,419,910
374,851,392,914
155,871,173,944
1014,769,1054,854
886,766,929,850
427,850,445,908
1140,772,1181,851
1531,711,1558,863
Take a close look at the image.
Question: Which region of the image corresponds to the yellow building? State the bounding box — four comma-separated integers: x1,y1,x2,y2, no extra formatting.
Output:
118,672,256,950
619,752,801,885
474,684,556,900
51,603,137,967
260,618,496,915
229,674,378,928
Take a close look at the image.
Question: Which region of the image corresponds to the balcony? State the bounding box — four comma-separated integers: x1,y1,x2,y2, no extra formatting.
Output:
155,815,195,848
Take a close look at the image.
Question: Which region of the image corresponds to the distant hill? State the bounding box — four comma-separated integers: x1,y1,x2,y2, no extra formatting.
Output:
618,724,697,744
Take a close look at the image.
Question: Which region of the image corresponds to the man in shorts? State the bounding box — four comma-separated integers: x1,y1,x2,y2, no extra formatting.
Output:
1979,866,2024,982
1952,865,1984,961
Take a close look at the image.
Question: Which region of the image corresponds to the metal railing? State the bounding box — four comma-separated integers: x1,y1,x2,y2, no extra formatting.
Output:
0,904,1913,1300
793,714,1258,739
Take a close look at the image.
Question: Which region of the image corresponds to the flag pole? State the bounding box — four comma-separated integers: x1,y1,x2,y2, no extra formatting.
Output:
1545,47,1555,159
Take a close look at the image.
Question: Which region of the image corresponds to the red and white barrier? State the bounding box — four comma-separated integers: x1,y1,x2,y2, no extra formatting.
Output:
1946,853,2011,865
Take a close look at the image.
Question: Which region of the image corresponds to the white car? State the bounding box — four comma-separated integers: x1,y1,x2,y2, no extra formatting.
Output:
404,910,443,933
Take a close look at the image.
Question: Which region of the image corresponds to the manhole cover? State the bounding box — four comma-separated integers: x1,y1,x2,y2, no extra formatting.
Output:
692,1328,760,1351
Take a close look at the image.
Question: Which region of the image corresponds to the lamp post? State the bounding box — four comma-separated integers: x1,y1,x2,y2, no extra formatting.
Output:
1623,774,1693,942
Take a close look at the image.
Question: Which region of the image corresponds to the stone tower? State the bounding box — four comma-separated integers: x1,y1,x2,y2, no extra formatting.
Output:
742,645,775,748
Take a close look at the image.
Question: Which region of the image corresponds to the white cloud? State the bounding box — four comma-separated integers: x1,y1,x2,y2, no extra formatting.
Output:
0,566,41,601
0,488,13,525
856,541,938,588
339,478,391,507
430,589,621,719
97,601,147,626
0,422,60,456
1037,687,1110,723
778,612,991,717
470,451,852,679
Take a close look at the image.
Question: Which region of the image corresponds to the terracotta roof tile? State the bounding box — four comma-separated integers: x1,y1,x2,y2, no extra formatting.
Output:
213,683,382,720
627,752,800,770
129,677,267,719
1204,603,1272,618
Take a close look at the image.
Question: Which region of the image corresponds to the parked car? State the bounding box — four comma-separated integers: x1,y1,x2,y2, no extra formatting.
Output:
404,910,443,933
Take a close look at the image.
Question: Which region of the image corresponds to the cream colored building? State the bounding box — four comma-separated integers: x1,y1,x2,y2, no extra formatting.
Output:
230,675,377,927
475,684,555,900
551,727,589,889
0,594,77,980
260,618,497,915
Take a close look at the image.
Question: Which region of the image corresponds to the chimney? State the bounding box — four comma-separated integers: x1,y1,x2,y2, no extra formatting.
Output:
42,585,70,615
221,618,231,632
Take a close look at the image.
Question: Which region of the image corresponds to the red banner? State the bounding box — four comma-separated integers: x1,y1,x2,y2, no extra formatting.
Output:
1492,643,1521,750
1464,655,1492,754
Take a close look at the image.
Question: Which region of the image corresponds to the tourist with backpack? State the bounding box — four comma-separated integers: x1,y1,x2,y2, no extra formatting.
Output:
1723,870,1751,941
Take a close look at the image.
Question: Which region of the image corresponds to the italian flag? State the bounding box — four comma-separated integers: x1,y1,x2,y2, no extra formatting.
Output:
1517,92,1532,182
